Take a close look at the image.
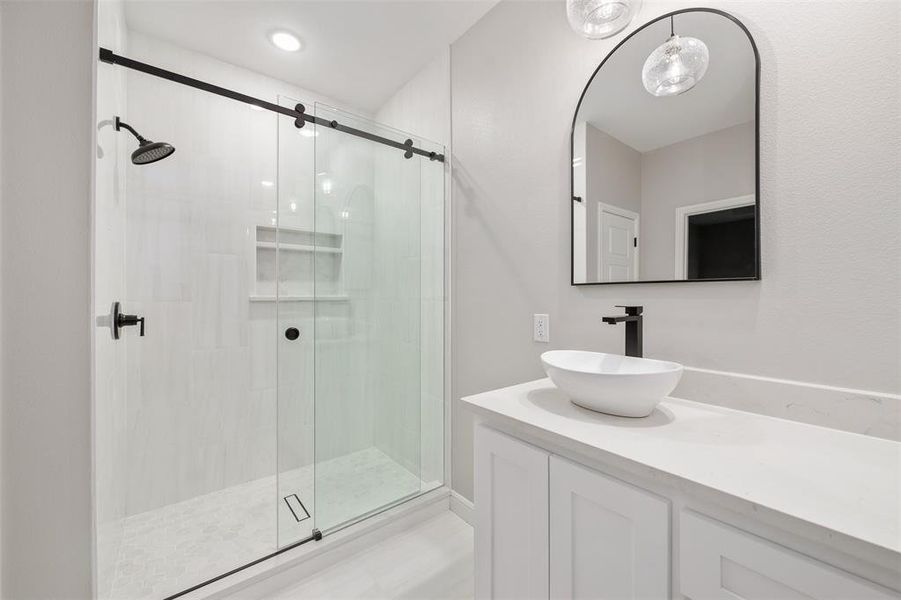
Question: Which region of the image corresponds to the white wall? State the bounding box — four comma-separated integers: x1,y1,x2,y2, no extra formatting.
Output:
450,0,900,501
1,1,95,597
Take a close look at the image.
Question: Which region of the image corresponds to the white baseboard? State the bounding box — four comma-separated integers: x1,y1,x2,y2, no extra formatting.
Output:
449,490,474,526
189,487,452,600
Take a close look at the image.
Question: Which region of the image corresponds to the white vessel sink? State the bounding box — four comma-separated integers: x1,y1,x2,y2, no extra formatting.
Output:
540,350,683,417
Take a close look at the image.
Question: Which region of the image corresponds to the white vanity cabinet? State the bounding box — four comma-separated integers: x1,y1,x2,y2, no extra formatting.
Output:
473,423,900,600
474,426,670,600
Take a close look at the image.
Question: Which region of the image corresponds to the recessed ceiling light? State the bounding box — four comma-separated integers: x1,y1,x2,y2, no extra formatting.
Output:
261,180,275,187
270,30,302,52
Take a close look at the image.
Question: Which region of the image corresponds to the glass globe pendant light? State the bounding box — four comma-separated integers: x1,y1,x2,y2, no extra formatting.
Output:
566,0,641,40
641,15,709,97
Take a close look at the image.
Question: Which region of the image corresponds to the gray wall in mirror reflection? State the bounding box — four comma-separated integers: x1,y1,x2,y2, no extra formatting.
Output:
639,121,754,280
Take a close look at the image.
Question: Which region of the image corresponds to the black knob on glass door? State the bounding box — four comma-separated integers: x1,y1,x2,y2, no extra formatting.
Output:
285,327,300,341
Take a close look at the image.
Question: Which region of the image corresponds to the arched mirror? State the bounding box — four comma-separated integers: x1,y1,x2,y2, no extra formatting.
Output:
571,8,759,285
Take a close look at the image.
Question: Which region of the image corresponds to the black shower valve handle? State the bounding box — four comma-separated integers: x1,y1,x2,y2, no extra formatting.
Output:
111,301,145,338
117,313,145,337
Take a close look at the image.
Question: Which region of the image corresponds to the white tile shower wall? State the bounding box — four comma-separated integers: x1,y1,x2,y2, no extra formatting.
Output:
119,31,371,515
374,49,450,486
307,118,377,468
370,138,424,478
450,0,900,500
94,0,129,596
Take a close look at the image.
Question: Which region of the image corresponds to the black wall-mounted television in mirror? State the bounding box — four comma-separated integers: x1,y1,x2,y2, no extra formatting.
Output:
571,8,760,285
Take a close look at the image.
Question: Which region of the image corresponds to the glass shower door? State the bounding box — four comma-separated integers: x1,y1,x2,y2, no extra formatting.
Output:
312,104,443,533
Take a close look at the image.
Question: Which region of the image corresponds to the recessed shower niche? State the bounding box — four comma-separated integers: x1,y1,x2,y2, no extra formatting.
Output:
251,225,345,301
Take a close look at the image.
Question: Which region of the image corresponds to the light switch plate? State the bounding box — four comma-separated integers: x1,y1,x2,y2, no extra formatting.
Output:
533,314,549,343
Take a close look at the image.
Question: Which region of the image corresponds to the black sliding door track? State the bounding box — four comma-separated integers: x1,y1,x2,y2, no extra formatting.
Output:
162,529,323,600
99,48,445,163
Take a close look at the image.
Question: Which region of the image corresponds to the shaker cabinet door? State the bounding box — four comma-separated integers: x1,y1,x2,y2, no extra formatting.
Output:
474,425,549,600
549,456,670,599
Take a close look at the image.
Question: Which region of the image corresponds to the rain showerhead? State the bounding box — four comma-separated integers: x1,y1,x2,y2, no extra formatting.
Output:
132,141,175,165
115,116,175,165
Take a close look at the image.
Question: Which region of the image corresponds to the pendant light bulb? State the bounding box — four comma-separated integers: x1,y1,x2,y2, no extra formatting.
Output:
566,0,642,40
641,16,709,97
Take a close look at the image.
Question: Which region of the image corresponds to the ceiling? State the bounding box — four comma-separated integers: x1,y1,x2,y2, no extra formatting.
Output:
123,0,497,113
577,11,756,153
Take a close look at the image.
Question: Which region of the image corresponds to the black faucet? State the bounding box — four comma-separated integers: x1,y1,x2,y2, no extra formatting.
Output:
602,305,643,358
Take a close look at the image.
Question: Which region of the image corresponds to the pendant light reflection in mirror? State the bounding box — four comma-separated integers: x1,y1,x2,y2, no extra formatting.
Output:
566,0,642,39
642,15,710,97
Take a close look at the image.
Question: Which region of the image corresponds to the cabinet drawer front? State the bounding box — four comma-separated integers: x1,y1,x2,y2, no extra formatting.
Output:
550,456,670,600
474,425,549,600
680,511,897,600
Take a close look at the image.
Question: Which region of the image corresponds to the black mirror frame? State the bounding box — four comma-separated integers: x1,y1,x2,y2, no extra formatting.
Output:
570,7,761,286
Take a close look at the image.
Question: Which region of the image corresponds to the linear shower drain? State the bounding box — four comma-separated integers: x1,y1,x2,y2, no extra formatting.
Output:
283,493,311,523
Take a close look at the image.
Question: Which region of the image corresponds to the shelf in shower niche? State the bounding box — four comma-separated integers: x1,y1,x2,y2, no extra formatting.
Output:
255,241,342,254
249,295,349,303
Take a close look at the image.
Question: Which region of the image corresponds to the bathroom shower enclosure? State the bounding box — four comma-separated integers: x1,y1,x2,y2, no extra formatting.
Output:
94,20,446,600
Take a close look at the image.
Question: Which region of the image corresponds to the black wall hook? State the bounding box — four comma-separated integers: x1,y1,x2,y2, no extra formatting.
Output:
403,139,414,159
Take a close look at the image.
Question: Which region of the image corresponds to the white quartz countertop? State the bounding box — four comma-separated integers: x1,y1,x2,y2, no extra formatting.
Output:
462,378,901,556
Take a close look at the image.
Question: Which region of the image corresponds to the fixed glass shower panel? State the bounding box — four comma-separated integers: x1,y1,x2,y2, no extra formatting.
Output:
311,104,446,533
95,64,283,599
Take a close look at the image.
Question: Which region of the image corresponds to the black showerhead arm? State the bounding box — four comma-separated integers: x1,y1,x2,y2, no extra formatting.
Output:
115,116,149,144
114,116,176,165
